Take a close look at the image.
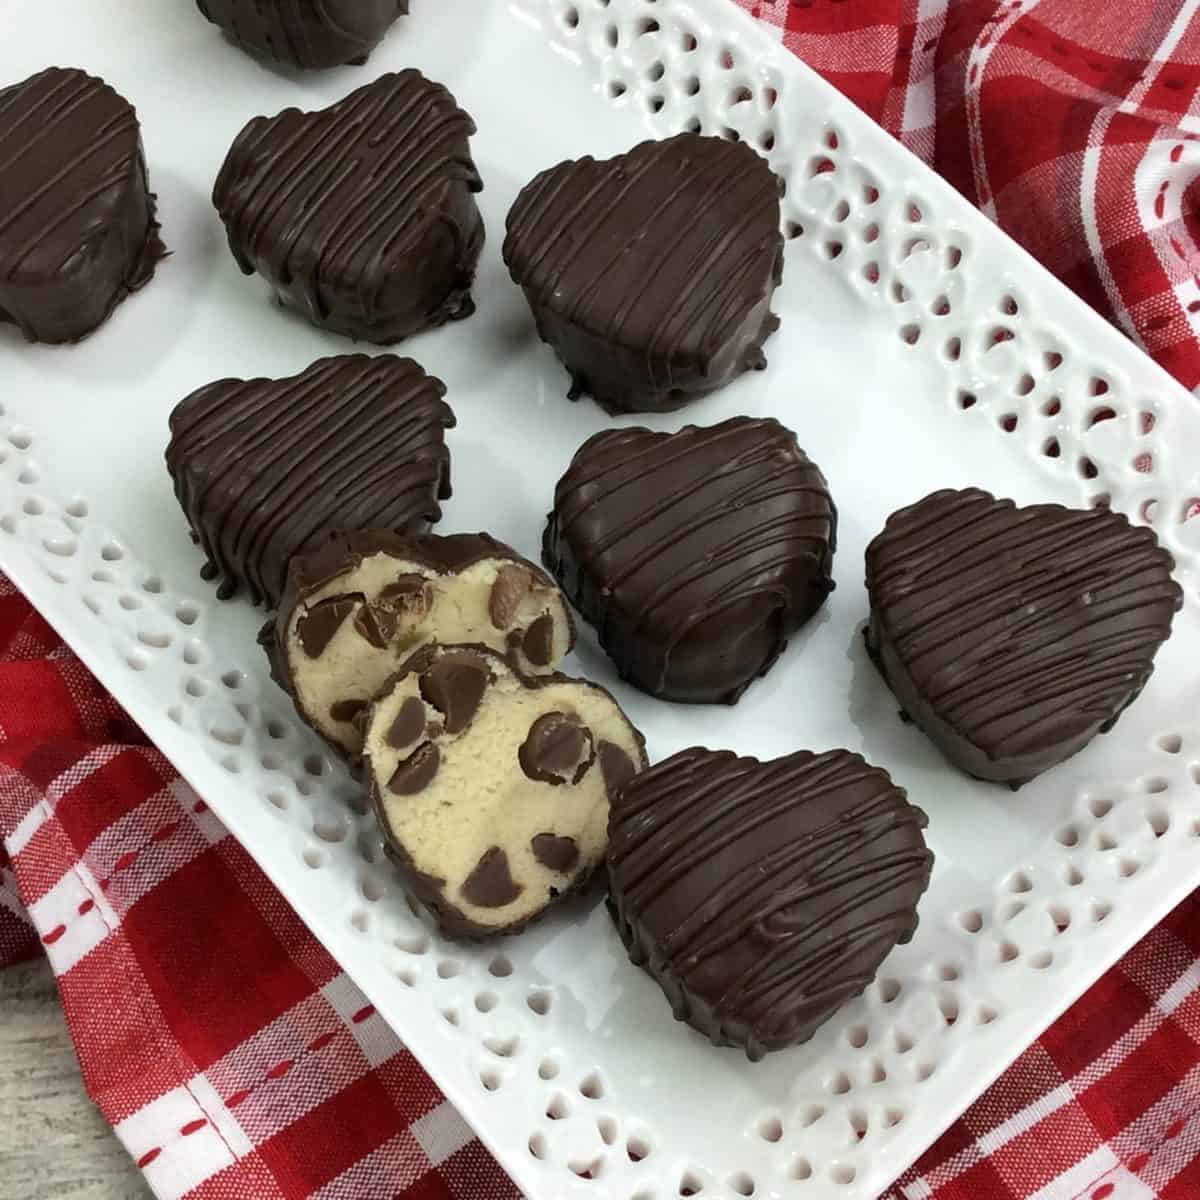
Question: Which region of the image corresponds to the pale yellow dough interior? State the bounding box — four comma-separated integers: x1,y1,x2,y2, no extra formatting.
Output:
365,663,642,930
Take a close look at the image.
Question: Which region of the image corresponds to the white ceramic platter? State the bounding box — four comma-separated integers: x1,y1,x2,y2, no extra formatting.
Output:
4,2,1200,1197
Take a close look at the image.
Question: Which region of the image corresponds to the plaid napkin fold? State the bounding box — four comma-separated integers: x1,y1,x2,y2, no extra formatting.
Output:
744,0,1200,390
6,1,1200,1196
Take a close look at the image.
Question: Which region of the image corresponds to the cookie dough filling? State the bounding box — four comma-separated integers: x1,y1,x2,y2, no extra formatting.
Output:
363,645,646,937
269,533,574,754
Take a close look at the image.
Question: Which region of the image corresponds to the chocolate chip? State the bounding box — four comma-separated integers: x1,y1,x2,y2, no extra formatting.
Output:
489,565,533,630
419,653,490,735
330,698,367,724
379,574,432,610
531,833,580,873
387,742,440,795
297,595,359,657
519,712,595,785
354,603,398,648
599,741,637,798
461,847,523,908
386,696,427,750
522,614,555,666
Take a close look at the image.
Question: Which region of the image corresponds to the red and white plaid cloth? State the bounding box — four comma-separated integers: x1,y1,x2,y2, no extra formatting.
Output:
6,1,1200,1197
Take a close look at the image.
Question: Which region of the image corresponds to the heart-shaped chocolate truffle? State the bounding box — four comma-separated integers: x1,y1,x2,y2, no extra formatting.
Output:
503,133,784,414
608,747,932,1060
166,354,454,607
544,416,837,703
196,0,406,69
214,71,484,344
0,68,165,345
866,488,1182,786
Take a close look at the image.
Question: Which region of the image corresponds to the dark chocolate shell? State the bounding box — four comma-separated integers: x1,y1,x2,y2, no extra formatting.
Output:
166,354,454,607
213,71,484,344
196,0,406,69
544,416,837,703
502,133,783,414
608,747,933,1060
865,487,1182,787
0,68,165,345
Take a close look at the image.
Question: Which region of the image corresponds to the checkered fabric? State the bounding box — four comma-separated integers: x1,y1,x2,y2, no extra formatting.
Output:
741,0,1200,390
6,2,1200,1196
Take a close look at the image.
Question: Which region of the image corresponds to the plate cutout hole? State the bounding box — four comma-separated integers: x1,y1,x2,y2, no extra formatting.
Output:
1049,904,1071,933
958,390,977,410
829,1071,851,1094
679,1171,704,1196
1158,734,1183,754
489,954,513,978
869,1058,887,1083
101,542,124,562
267,791,289,811
792,1157,812,1181
800,1103,825,1126
849,1109,868,1141
350,909,369,933
561,5,579,28
580,1071,605,1099
729,1173,755,1196
1064,863,1084,886
945,336,961,361
483,1033,516,1057
1148,808,1170,838
832,1164,857,1185
1118,857,1140,878
395,967,415,987
546,1094,570,1120
302,847,325,870
442,1007,460,1027
1145,777,1169,794
998,940,1019,963
940,962,961,980
1092,900,1113,922
313,816,347,843
1002,899,1026,921
538,1058,559,1081
479,1067,502,1092
627,1134,651,1161
395,932,429,956
878,976,901,1003
1089,796,1114,818
894,1030,913,1054
175,603,199,626
1043,437,1061,458
900,323,921,345
475,992,499,1014
1029,950,1053,969
939,996,959,1025
436,960,461,980
528,989,553,1016
999,413,1019,433
528,1133,547,1160
959,909,983,933
1056,824,1080,847
978,1004,999,1025
757,1116,783,1143
915,1061,936,1082
846,1024,868,1048
596,1116,617,1145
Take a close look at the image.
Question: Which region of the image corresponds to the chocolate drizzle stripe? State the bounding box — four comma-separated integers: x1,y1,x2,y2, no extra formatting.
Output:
0,74,136,268
506,137,779,370
166,354,452,605
609,749,930,1042
868,490,1180,752
215,72,480,323
551,420,834,675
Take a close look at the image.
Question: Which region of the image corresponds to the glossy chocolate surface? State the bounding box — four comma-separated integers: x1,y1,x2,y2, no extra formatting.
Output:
166,355,453,607
0,68,164,345
544,417,837,703
214,71,484,344
503,133,783,413
608,747,932,1060
866,487,1182,787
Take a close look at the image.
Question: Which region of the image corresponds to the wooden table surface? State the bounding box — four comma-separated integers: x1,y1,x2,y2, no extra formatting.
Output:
1,957,151,1199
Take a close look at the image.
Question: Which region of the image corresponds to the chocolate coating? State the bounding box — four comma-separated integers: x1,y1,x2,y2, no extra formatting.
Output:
866,488,1182,788
608,748,933,1060
166,354,453,607
0,68,165,345
213,71,484,344
196,0,406,69
544,417,837,703
502,133,783,413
